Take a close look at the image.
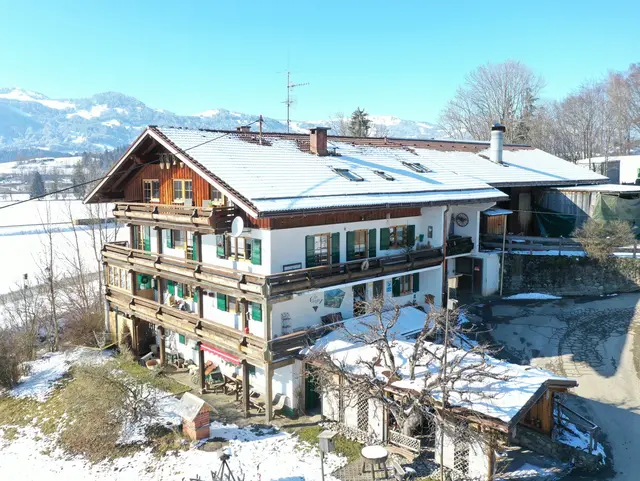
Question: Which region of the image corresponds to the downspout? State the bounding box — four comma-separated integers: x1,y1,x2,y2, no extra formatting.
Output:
441,206,449,307
499,215,507,296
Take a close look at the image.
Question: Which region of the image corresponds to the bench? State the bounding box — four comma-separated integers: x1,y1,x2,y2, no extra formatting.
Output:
385,445,417,462
390,458,416,481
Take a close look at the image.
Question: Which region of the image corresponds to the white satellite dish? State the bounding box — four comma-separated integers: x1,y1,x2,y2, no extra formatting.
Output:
231,216,245,237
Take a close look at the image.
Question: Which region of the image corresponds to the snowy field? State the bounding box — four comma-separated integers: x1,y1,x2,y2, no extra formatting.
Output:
0,199,126,296
0,155,82,176
0,349,346,481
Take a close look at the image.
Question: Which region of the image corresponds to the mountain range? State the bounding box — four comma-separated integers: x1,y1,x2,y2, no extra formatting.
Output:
0,87,446,154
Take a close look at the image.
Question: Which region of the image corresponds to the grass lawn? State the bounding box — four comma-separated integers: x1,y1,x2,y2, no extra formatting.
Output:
293,425,362,462
117,360,191,395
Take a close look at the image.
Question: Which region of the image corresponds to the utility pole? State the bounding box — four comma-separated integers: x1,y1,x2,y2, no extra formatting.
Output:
282,71,309,133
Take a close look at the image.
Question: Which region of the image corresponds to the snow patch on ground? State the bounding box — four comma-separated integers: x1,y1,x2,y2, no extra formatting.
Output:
10,348,110,402
0,422,345,481
497,462,550,480
556,419,606,463
118,387,182,445
504,293,562,300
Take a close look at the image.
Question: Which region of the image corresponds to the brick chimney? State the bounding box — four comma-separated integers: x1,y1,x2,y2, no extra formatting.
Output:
236,125,251,133
310,127,329,156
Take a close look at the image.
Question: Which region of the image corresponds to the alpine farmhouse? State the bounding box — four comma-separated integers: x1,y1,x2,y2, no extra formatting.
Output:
85,124,604,422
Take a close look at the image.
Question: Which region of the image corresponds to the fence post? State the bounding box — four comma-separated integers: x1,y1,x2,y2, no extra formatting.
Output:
634,240,637,259
558,236,563,256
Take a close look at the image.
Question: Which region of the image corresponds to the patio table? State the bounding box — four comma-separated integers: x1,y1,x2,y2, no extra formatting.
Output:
361,445,389,480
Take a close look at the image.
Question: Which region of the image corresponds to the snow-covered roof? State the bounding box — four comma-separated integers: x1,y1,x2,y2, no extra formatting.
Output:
576,155,640,164
310,307,575,427
413,147,607,187
148,127,506,215
176,392,213,421
548,183,640,193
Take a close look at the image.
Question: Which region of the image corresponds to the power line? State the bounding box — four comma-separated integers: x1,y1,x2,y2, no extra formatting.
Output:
0,119,261,212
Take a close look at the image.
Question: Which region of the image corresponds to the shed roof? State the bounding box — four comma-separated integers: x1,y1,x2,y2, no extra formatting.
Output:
310,307,576,428
548,183,640,193
176,392,213,421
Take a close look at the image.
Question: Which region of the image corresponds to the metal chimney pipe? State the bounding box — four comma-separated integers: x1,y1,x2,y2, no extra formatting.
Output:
490,123,505,164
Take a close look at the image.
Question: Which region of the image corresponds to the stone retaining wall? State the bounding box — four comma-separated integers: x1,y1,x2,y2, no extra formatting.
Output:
513,425,603,471
504,255,640,296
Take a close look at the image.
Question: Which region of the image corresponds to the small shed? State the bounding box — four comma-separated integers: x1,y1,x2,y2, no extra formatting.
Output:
176,392,216,440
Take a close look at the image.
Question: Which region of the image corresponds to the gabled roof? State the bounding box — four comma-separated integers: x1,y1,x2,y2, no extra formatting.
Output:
311,307,577,428
86,126,506,216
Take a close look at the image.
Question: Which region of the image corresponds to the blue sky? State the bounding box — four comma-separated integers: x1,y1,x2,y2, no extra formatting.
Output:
0,0,638,122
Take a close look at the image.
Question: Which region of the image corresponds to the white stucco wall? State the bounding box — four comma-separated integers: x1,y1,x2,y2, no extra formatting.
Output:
448,202,495,254
270,266,442,337
474,252,501,296
435,424,490,481
200,230,272,275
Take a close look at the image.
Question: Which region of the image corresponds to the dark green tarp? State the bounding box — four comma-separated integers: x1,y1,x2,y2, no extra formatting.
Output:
592,194,640,236
534,203,577,237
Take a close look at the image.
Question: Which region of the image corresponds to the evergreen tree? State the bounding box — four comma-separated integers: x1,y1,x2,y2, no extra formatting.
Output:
29,171,46,199
72,161,88,199
349,107,372,137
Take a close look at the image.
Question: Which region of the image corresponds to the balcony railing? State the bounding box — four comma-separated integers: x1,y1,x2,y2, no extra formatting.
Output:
446,236,474,257
113,202,236,234
103,243,444,298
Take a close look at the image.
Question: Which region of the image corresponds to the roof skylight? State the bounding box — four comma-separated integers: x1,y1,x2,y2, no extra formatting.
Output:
331,167,364,182
402,161,431,173
373,170,395,181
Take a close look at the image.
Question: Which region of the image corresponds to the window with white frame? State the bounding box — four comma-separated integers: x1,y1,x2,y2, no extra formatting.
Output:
108,265,131,291
172,229,185,249
230,237,253,261
314,234,330,266
143,179,160,202
211,185,224,204
389,225,407,248
353,230,368,259
173,179,193,203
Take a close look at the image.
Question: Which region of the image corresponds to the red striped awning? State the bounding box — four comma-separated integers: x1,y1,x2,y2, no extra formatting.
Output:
200,343,241,366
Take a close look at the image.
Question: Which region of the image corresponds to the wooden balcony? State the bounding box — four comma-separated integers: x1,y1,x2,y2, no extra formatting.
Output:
112,202,236,234
103,243,444,299
107,288,308,363
446,236,474,257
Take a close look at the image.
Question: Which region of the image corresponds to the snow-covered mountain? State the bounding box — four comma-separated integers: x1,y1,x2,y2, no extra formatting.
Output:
0,87,445,153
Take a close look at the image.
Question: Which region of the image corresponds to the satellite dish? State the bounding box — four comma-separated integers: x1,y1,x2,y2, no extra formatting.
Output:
231,217,245,237
361,259,370,271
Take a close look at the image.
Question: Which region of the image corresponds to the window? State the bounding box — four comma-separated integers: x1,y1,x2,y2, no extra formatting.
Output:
306,233,339,268
402,161,431,173
228,296,238,313
171,230,185,249
373,170,395,181
173,179,193,203
143,179,160,202
230,237,253,261
211,186,224,204
108,266,131,291
227,237,262,265
347,230,368,261
390,226,406,248
331,167,364,182
392,273,420,297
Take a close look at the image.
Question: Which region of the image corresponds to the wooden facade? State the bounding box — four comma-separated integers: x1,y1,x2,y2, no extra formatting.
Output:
124,162,213,206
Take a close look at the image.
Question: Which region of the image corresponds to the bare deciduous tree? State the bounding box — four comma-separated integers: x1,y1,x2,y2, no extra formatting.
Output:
439,61,545,144
329,112,350,136
573,218,635,262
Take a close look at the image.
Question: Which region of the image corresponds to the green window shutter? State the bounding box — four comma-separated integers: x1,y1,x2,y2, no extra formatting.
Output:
346,231,355,261
392,277,401,297
217,293,227,311
331,232,340,264
251,302,263,322
380,228,390,250
413,273,420,293
167,280,175,295
251,239,262,265
368,229,376,258
216,235,225,258
166,230,174,249
143,226,151,252
177,283,184,298
373,280,383,298
305,235,316,268
193,288,199,303
407,225,416,247
248,365,256,375
192,234,198,260
179,334,186,344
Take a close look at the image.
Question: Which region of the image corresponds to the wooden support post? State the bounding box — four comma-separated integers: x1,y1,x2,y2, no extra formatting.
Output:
155,227,163,254
198,342,205,394
242,360,250,418
634,239,637,259
264,362,273,422
130,270,137,296
558,236,563,256
299,362,307,416
129,224,135,249
240,299,248,333
158,326,166,366
197,287,204,318
131,316,140,357
487,433,496,481
195,232,203,262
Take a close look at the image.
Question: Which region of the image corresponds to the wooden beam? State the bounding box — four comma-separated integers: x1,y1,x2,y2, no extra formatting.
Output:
155,227,163,254
242,360,250,418
198,342,205,394
158,326,166,366
264,362,273,422
271,357,296,370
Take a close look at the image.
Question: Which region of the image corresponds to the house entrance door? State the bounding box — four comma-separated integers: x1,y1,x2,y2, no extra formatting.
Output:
353,284,367,316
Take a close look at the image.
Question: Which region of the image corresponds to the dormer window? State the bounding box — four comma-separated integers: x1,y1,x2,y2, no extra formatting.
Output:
373,170,395,181
331,168,364,182
402,162,431,173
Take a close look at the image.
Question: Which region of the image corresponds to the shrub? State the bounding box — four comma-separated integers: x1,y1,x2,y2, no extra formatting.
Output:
573,219,635,262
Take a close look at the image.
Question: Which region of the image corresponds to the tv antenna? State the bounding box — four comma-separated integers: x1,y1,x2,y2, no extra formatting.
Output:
282,71,309,133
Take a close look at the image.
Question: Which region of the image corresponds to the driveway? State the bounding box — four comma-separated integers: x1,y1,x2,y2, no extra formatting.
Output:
481,293,640,480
